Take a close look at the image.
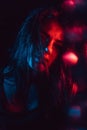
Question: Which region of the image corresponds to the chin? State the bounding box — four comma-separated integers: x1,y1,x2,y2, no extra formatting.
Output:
38,64,46,72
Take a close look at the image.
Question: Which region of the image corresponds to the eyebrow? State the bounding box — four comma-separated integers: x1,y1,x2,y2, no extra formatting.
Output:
41,30,63,46
41,30,50,38
55,40,63,46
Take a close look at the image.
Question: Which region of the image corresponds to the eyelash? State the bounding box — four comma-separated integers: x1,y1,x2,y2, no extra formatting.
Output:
41,33,63,49
53,42,62,50
41,33,50,45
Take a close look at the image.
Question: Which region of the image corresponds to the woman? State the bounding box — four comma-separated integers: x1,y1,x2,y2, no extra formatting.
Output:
0,7,73,130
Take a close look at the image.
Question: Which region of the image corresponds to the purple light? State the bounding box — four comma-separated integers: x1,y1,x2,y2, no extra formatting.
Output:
68,105,81,118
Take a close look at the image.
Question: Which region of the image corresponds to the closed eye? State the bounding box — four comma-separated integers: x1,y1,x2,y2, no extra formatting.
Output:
53,40,63,50
40,31,51,46
40,31,63,49
55,40,63,47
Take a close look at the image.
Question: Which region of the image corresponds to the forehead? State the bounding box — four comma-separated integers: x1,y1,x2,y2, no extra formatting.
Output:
40,20,63,40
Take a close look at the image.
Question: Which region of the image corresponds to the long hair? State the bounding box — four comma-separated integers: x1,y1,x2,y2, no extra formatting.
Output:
9,7,61,68
3,7,73,111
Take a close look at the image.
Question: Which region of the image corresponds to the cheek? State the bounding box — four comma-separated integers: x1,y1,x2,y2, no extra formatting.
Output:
53,49,58,58
49,50,58,63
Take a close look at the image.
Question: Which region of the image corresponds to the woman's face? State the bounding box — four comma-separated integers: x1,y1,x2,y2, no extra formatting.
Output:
27,20,63,72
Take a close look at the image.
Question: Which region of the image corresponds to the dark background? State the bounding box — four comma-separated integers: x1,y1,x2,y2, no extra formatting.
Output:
0,0,54,68
0,1,87,129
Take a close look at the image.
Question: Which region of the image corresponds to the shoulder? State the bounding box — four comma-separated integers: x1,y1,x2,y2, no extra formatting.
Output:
0,65,16,89
3,65,14,75
2,66,17,103
0,66,14,85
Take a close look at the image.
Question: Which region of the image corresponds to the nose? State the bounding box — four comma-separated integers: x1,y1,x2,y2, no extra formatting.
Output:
44,40,53,54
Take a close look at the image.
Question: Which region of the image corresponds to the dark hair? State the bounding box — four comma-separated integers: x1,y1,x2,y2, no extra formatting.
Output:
9,7,62,68
2,7,73,111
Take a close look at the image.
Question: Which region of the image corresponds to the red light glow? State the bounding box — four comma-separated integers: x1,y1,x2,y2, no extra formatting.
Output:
72,83,78,95
68,0,75,5
62,0,84,10
6,103,22,112
66,26,83,42
62,51,78,65
62,0,75,9
83,43,87,59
